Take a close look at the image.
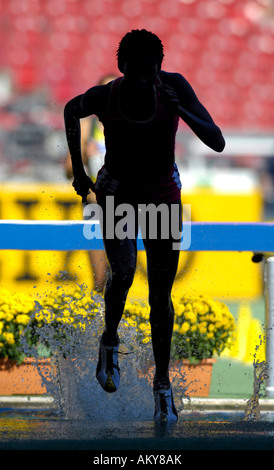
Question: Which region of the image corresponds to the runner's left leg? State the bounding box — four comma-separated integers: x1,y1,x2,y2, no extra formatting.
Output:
142,199,182,389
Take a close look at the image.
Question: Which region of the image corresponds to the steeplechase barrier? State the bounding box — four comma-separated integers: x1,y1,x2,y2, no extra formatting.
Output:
0,220,273,252
1,219,274,396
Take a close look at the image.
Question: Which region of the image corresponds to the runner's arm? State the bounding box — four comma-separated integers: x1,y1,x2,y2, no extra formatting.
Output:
64,86,107,199
163,73,226,152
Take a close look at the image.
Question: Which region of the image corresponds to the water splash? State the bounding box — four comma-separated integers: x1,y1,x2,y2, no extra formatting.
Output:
53,319,155,421
244,360,268,421
20,293,157,421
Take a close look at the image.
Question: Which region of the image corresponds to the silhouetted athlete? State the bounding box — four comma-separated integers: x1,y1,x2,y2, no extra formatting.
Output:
64,29,225,422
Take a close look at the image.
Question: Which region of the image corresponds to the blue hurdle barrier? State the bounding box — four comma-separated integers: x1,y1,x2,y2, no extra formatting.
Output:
1,219,274,396
0,220,274,252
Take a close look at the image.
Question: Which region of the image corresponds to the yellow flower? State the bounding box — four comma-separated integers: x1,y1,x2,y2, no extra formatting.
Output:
176,305,185,317
138,322,147,332
198,323,207,334
142,337,150,344
185,303,193,312
5,313,14,322
180,322,190,334
16,314,30,326
3,332,15,345
35,311,44,322
62,309,71,318
73,291,82,300
0,305,10,314
173,323,179,332
43,309,55,323
195,302,209,315
184,310,197,324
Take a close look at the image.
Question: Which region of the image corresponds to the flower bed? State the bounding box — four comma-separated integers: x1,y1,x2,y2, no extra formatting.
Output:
0,286,102,364
124,293,236,363
0,287,236,366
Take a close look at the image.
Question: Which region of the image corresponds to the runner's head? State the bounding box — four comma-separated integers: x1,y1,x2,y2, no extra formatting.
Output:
117,29,164,83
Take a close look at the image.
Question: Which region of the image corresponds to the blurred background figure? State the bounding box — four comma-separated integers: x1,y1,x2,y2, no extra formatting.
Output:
64,74,117,293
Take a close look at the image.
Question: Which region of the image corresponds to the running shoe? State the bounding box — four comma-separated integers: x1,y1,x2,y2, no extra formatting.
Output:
153,386,178,422
96,334,120,393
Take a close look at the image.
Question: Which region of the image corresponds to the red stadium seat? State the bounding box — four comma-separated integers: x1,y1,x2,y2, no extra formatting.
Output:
1,0,273,131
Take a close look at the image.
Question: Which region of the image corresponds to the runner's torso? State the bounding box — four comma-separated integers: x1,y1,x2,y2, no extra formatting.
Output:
93,71,182,203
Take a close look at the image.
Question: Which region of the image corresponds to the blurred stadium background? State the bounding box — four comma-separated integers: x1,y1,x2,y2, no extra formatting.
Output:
0,0,273,365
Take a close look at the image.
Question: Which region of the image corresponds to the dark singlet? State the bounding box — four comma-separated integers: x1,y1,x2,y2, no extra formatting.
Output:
95,75,182,204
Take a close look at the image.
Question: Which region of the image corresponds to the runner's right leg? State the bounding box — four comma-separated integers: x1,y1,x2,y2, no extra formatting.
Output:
96,195,138,391
98,195,138,343
103,235,137,343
